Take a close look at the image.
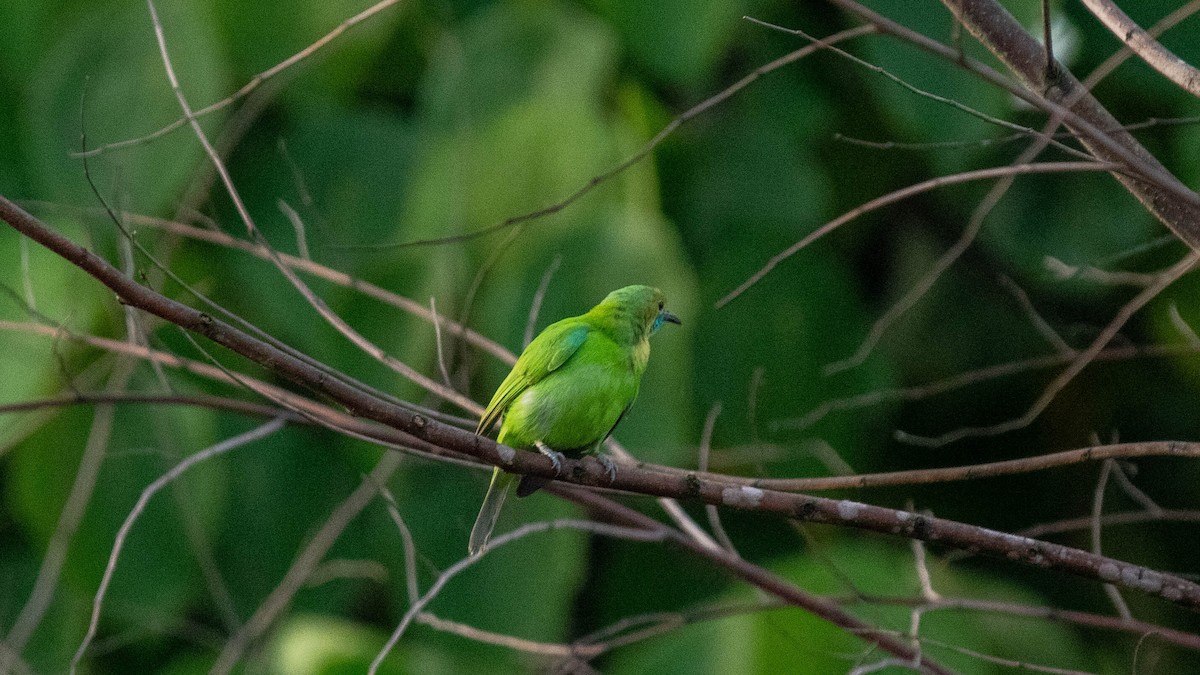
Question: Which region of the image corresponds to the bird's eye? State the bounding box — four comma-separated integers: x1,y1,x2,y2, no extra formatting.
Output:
658,302,664,310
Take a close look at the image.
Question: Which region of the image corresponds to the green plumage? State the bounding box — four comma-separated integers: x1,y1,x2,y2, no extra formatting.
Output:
468,285,680,555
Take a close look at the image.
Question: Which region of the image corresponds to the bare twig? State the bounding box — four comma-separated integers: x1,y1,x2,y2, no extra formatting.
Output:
85,208,512,363
716,161,1116,308
1080,0,1200,98
557,486,954,674
833,113,1200,151
5,356,135,657
1044,257,1158,287
369,26,875,250
211,452,403,675
824,142,1070,374
75,0,405,157
369,519,666,674
894,251,1199,446
784,340,1200,432
69,418,287,674
930,0,1200,246
748,441,1200,492
696,403,738,554
1169,302,1200,348
429,296,453,388
0,320,468,466
998,275,1072,355
0,391,297,421
1041,0,1054,71
524,255,562,348
1090,460,1132,619
278,199,311,260
744,16,1093,160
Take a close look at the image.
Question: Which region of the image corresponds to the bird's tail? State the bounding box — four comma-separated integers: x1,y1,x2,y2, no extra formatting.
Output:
468,468,516,556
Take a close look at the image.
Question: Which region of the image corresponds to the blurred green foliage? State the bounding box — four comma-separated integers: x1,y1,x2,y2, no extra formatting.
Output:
2,0,1200,673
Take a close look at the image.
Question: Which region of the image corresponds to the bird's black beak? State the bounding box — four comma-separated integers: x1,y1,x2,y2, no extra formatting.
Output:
662,310,681,326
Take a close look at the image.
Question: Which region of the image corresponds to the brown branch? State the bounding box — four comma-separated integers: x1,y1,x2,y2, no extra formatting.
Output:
827,0,1199,211
716,161,1116,308
73,0,405,158
0,391,303,422
5,196,1200,615
780,340,1200,432
934,0,1200,248
552,485,953,674
368,25,876,250
211,452,404,675
0,320,465,466
1080,0,1200,98
743,441,1200,492
894,251,1199,446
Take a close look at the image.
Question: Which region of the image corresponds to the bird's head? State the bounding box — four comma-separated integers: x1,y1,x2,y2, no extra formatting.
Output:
594,285,681,341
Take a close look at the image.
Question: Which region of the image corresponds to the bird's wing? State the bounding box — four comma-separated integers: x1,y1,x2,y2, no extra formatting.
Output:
474,320,591,435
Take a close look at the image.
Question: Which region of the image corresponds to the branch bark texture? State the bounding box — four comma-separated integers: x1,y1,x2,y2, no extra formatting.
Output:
939,0,1200,249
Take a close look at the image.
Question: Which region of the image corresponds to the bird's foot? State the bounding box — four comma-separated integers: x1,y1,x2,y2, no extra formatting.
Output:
534,441,565,476
596,454,618,483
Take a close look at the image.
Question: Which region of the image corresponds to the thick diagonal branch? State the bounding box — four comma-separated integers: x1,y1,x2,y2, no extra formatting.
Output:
939,0,1200,249
1080,0,1200,98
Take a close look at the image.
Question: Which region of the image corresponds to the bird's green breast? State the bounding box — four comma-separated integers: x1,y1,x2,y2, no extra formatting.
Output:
497,331,642,453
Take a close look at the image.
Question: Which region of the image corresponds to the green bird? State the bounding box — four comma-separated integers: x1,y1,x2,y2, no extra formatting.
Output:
468,285,681,555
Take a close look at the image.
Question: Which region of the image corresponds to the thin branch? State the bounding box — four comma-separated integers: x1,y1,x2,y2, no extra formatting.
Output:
1079,0,1200,98
927,0,1200,246
1044,257,1158,287
1090,460,1132,619
1041,0,1054,72
5,355,135,656
716,161,1116,308
783,339,1200,432
825,0,1199,214
369,519,667,674
696,403,738,554
555,486,954,674
868,593,1200,651
825,138,1069,374
278,198,311,260
894,251,1199,446
210,452,403,675
747,441,1200,492
69,418,287,674
416,612,587,658
18,238,35,310
744,16,1093,161
367,477,421,605
524,255,562,348
262,209,460,409
90,207,512,363
1110,467,1162,518
997,275,1072,355
0,320,466,466
1017,509,1200,539
429,296,453,388
147,0,455,423
604,437,722,552
0,391,298,421
75,0,405,157
833,113,1200,151
157,39,474,413
1169,302,1200,348
366,25,875,250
